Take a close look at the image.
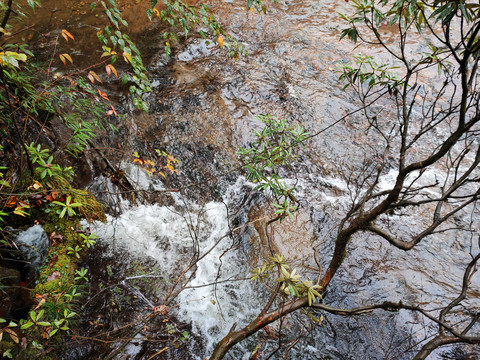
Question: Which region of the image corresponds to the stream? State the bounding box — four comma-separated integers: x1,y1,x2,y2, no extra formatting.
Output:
20,0,480,359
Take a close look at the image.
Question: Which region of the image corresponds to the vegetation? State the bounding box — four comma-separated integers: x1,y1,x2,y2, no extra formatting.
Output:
0,0,146,357
0,0,235,357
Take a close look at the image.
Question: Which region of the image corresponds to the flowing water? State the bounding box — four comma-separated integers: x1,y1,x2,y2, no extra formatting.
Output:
20,0,480,359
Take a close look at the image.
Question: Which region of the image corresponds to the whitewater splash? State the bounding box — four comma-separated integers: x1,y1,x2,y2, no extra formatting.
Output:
87,168,260,358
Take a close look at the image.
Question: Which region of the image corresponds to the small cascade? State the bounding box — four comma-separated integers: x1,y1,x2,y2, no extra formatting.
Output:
88,173,262,358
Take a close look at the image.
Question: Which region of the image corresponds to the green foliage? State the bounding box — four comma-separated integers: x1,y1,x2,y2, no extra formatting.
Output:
0,51,27,68
74,268,89,282
26,143,74,185
246,0,279,14
165,323,190,348
55,78,122,155
250,254,323,306
1,259,83,355
80,233,97,248
0,57,117,157
148,0,246,60
97,0,152,111
52,196,83,218
239,114,308,220
66,244,83,258
339,0,480,46
338,54,402,92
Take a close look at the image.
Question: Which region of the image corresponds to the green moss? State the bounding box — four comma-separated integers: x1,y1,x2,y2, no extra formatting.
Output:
69,189,106,222
0,340,15,354
35,253,75,295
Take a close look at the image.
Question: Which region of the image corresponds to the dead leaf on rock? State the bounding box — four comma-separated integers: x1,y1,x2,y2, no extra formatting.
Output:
47,271,61,282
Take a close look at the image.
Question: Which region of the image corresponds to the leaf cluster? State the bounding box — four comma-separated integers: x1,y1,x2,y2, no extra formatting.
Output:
239,114,308,220
96,0,152,111
250,254,323,306
339,54,402,92
148,0,246,60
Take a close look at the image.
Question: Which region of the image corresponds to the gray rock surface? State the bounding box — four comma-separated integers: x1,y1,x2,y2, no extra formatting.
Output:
15,225,48,269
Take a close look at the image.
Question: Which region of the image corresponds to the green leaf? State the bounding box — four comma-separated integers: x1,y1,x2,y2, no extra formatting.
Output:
165,44,171,58
288,283,296,296
20,321,34,329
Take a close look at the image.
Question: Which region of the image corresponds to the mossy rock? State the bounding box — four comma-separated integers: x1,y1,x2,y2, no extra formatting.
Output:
69,189,106,222
36,253,75,295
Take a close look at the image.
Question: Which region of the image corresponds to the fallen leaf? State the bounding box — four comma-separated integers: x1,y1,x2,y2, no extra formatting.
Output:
6,195,18,208
4,328,19,343
29,180,43,190
33,298,46,310
47,271,61,282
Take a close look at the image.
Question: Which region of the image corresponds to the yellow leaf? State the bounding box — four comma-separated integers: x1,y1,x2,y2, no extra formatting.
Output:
59,53,72,65
5,51,27,62
63,53,72,63
33,298,46,311
88,70,102,84
28,180,42,190
153,8,160,17
218,35,224,47
0,27,11,36
62,29,75,42
105,64,118,78
123,51,132,64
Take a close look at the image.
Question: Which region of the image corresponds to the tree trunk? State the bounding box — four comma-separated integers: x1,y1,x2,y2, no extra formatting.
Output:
209,297,308,360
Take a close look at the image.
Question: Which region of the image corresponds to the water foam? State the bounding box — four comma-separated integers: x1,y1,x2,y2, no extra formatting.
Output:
88,173,260,358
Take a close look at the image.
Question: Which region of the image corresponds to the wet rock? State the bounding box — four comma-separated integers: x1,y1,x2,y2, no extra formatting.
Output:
15,225,49,272
0,267,21,319
177,39,212,62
